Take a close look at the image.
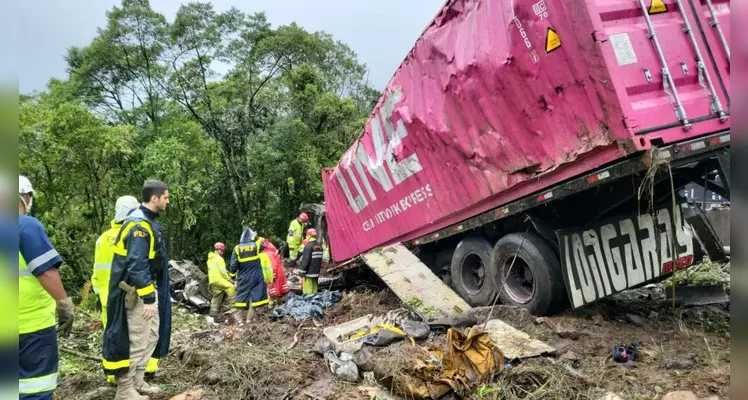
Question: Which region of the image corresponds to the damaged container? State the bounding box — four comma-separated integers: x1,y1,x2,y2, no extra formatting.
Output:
322,0,731,261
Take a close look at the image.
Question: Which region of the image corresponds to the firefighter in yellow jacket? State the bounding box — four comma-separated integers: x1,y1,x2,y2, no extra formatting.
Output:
286,213,308,266
207,242,235,320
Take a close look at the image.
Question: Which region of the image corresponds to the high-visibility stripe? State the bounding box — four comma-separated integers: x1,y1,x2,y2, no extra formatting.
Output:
251,299,269,307
26,249,60,273
94,262,112,270
305,274,320,278
229,272,237,278
113,221,156,259
102,359,130,370
146,357,159,373
237,255,260,262
18,269,32,277
19,373,58,394
137,284,155,296
234,302,248,307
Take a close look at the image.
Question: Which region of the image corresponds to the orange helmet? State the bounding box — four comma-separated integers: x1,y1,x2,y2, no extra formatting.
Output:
306,228,317,237
299,213,309,223
214,242,226,251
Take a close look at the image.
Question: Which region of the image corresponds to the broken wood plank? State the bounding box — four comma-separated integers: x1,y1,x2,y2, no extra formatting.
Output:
362,244,470,320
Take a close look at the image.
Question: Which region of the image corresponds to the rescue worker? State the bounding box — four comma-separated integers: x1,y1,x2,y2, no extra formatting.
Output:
298,228,324,295
19,175,76,400
286,213,308,266
261,239,288,306
91,195,140,327
91,195,139,385
207,242,235,320
229,228,271,323
103,180,172,400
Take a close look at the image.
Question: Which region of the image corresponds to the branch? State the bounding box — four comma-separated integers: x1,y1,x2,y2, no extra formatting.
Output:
60,347,101,362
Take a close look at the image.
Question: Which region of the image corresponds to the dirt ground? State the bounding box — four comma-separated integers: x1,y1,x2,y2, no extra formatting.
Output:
56,282,730,400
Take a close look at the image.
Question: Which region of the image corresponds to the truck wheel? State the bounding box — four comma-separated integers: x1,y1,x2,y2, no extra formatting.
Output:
450,237,497,306
489,232,567,316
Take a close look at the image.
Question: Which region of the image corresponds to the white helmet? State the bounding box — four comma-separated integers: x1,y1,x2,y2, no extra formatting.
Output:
19,175,34,213
114,195,140,223
19,175,33,195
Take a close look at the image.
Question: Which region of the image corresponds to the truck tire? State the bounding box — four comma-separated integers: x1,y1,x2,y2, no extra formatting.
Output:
489,232,567,316
450,237,497,306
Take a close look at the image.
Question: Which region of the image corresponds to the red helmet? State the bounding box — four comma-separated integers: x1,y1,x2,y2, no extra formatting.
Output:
306,228,317,237
299,213,309,223
214,242,226,251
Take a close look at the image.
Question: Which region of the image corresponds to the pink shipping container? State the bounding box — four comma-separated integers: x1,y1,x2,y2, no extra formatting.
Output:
323,0,731,262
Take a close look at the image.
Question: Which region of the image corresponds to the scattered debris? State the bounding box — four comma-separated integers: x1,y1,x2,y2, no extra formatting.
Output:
666,284,729,306
169,260,211,312
57,272,731,400
373,328,503,399
362,244,471,320
269,291,342,321
611,342,640,363
483,319,556,359
325,350,360,382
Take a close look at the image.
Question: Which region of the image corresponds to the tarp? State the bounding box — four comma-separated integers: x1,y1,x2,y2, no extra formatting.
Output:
322,0,731,261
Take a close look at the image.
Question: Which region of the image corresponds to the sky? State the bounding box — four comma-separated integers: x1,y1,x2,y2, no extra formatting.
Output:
17,0,446,95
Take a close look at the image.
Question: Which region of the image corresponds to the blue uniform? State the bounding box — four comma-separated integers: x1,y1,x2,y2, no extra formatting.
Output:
19,214,63,400
102,206,172,377
229,237,268,309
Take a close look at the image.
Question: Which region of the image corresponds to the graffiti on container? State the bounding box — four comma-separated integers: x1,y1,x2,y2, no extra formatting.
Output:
363,185,434,232
334,86,424,214
557,204,695,308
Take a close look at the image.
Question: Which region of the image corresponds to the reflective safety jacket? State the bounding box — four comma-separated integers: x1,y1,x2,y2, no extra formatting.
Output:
207,251,231,284
91,220,122,326
228,239,267,281
286,219,303,253
19,214,63,335
299,237,323,278
102,206,172,377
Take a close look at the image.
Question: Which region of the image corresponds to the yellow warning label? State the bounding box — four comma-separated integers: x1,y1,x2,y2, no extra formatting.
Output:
545,28,561,53
648,0,668,14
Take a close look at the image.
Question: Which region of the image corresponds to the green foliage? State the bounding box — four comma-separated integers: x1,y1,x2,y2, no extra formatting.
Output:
20,0,380,295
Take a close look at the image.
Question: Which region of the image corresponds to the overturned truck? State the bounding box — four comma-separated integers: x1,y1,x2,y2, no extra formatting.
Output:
318,0,731,315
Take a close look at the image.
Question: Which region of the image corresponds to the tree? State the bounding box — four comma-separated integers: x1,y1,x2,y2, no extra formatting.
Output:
20,0,381,294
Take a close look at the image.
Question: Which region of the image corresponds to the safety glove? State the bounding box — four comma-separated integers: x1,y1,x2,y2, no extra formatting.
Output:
57,297,75,338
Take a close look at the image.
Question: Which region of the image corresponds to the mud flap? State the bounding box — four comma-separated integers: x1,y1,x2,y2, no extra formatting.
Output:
362,244,471,320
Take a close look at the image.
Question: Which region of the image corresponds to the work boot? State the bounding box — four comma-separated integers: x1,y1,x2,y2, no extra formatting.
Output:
245,306,256,323
135,368,161,395
234,308,247,325
115,376,149,400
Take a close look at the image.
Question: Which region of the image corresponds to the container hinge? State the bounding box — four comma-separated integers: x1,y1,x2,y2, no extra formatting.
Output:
638,0,690,131
675,0,727,123
705,0,730,63
592,31,608,42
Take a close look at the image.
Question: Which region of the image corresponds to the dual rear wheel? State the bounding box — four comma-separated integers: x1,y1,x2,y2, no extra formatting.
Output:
448,233,567,316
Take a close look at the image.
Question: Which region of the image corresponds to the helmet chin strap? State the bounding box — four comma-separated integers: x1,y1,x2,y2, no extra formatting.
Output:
19,195,32,214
